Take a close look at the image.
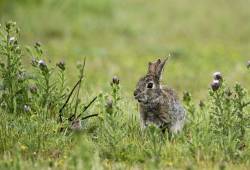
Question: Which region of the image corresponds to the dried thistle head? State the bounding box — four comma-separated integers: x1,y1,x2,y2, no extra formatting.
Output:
56,61,65,71
211,79,220,91
213,72,223,81
38,60,48,72
111,76,120,86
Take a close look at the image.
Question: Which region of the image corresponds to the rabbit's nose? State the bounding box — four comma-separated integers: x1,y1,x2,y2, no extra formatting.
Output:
134,90,139,97
134,90,138,97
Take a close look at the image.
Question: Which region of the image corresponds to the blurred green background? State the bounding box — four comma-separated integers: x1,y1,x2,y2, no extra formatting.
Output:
1,0,250,100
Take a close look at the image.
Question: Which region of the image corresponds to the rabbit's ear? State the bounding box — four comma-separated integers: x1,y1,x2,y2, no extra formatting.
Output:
148,59,161,75
156,58,168,79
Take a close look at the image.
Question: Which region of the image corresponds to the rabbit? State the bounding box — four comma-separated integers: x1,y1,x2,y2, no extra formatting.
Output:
133,58,185,134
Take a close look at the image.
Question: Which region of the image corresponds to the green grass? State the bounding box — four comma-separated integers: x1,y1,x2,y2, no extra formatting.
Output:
0,0,250,169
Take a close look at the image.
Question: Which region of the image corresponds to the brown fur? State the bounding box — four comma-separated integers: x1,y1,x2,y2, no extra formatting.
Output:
134,58,185,133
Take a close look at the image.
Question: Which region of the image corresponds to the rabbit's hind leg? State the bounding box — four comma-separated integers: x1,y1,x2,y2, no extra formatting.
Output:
169,120,184,134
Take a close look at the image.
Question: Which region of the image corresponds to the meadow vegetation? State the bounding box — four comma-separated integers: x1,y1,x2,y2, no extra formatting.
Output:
0,0,250,169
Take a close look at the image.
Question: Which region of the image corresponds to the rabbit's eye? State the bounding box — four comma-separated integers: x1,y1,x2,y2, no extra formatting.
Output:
147,82,154,89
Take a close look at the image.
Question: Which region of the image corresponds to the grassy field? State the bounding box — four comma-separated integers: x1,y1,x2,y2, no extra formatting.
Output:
0,0,250,169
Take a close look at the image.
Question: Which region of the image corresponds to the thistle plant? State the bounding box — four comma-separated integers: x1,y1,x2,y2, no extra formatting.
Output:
27,45,58,117
56,61,66,100
0,21,29,114
181,71,250,162
95,76,127,159
98,75,122,117
109,76,122,115
208,72,250,159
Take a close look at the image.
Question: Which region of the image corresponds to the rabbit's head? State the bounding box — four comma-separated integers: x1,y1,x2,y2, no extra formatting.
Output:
134,58,167,104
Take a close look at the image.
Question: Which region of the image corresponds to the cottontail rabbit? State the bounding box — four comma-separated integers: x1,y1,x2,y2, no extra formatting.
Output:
134,58,185,133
